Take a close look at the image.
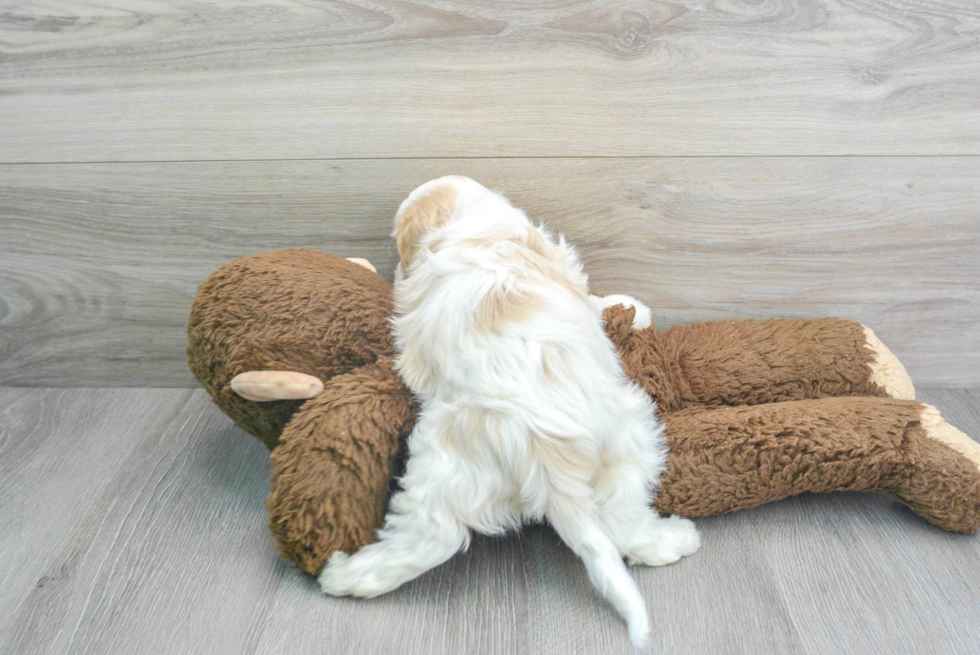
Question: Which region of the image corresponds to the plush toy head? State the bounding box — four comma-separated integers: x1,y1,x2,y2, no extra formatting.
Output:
188,250,416,572
188,249,980,575
187,249,396,450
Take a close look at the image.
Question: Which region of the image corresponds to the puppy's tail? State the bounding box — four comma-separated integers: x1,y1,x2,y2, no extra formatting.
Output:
547,497,650,647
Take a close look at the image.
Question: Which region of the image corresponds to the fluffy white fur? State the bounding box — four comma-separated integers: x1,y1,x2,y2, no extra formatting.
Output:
319,176,699,646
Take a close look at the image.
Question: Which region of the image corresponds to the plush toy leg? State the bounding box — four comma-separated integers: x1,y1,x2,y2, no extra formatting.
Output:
602,313,913,412
655,397,980,533
266,357,415,576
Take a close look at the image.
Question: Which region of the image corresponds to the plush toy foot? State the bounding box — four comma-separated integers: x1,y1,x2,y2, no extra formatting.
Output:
919,405,980,473
624,515,701,566
863,326,915,400
230,370,324,401
888,404,980,532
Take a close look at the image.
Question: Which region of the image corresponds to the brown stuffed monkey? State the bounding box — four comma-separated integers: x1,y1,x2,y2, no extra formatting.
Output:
187,249,980,576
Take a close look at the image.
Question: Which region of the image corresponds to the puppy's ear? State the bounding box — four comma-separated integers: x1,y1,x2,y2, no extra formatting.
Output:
394,185,458,267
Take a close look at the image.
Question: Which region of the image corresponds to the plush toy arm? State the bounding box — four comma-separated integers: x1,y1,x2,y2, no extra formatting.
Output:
605,310,914,412
655,397,980,533
663,317,915,405
590,294,653,331
266,357,415,575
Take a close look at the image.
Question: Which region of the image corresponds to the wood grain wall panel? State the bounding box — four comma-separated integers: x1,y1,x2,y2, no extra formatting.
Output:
2,157,977,386
1,0,979,161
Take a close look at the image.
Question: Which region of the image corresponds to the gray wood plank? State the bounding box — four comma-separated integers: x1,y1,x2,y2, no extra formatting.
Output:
3,157,978,387
0,389,282,655
520,516,803,655
1,388,978,653
2,0,979,161
748,389,980,655
253,504,801,655
0,387,192,621
255,532,528,655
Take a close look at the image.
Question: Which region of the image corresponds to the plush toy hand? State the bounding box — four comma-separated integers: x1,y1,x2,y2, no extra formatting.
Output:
591,294,653,331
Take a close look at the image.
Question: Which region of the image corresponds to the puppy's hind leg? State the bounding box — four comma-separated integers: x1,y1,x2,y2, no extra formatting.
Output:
595,389,700,566
319,486,468,597
319,422,469,597
318,485,468,597
598,464,700,567
547,496,651,647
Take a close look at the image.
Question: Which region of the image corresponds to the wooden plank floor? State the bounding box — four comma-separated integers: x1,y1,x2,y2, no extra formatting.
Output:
2,386,978,655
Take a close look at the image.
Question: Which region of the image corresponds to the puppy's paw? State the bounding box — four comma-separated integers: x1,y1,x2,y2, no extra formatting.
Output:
318,551,354,596
319,550,406,598
600,294,653,330
627,516,700,567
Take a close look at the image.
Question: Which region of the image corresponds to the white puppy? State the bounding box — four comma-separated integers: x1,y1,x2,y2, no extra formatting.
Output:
319,176,699,646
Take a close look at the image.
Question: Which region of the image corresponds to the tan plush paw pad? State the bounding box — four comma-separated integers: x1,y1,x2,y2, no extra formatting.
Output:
863,326,915,400
920,404,980,473
230,371,324,401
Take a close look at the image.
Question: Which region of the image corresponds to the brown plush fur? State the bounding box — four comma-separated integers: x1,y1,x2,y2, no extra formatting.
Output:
187,249,395,449
266,357,415,571
187,250,980,575
655,397,980,532
600,306,886,413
